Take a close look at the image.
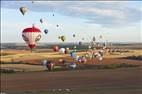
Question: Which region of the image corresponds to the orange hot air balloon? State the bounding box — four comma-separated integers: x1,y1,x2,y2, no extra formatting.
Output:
22,25,41,52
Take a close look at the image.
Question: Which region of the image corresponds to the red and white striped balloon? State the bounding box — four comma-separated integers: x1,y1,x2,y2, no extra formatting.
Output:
22,25,41,51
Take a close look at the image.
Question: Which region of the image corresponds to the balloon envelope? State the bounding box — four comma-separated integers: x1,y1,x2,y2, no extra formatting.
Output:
73,34,75,37
68,62,77,69
40,19,43,23
52,45,59,52
20,7,27,15
60,36,66,42
59,48,65,54
44,29,48,34
22,25,41,50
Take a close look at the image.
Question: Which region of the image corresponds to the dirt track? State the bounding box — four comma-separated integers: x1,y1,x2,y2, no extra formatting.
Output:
1,67,142,93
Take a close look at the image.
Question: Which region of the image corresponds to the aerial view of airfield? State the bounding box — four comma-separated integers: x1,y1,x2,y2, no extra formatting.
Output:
1,1,142,94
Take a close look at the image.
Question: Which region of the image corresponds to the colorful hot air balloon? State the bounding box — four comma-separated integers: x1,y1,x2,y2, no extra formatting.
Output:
19,7,27,15
22,25,41,52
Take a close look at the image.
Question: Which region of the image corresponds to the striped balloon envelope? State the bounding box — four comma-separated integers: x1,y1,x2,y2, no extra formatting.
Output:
22,25,41,52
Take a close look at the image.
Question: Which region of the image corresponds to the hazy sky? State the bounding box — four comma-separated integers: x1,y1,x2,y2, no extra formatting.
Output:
1,1,142,43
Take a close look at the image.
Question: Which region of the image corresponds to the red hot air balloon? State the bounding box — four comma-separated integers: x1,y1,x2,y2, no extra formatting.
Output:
52,45,59,52
22,25,41,52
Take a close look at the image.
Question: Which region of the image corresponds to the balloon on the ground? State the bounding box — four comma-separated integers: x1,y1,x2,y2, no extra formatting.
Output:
46,61,54,71
65,47,70,54
42,60,48,66
59,48,65,54
68,62,77,69
20,7,27,15
70,51,76,58
52,45,59,52
22,25,41,51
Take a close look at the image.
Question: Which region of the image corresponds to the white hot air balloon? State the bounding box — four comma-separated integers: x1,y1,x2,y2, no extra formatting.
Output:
19,7,28,15
59,48,65,54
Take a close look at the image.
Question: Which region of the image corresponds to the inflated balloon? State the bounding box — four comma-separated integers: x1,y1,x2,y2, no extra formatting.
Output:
20,7,27,15
60,36,66,42
58,59,65,64
98,56,103,61
42,60,48,66
59,48,65,54
88,45,91,49
58,36,61,39
99,35,102,39
65,47,70,54
73,34,75,37
52,45,59,52
70,51,76,58
22,25,41,52
46,61,54,71
56,25,59,27
93,36,96,41
44,29,48,34
68,62,77,69
81,56,87,63
79,41,82,45
75,55,80,61
98,50,104,56
40,18,43,23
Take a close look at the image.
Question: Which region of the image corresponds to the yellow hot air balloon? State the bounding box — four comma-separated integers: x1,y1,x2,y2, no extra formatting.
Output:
60,36,66,42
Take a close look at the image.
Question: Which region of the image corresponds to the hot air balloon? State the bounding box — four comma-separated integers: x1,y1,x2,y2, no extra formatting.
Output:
52,45,59,52
70,51,76,58
53,14,55,16
73,34,75,37
68,62,77,69
44,29,48,34
40,18,43,23
22,25,41,52
58,36,61,39
46,61,54,71
59,48,65,54
56,25,59,27
79,41,82,45
60,36,66,42
99,35,102,39
93,36,96,41
19,7,27,15
82,38,84,40
65,47,70,54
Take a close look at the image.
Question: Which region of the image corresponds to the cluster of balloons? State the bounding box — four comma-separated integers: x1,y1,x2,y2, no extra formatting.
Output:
42,60,54,71
20,2,61,51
